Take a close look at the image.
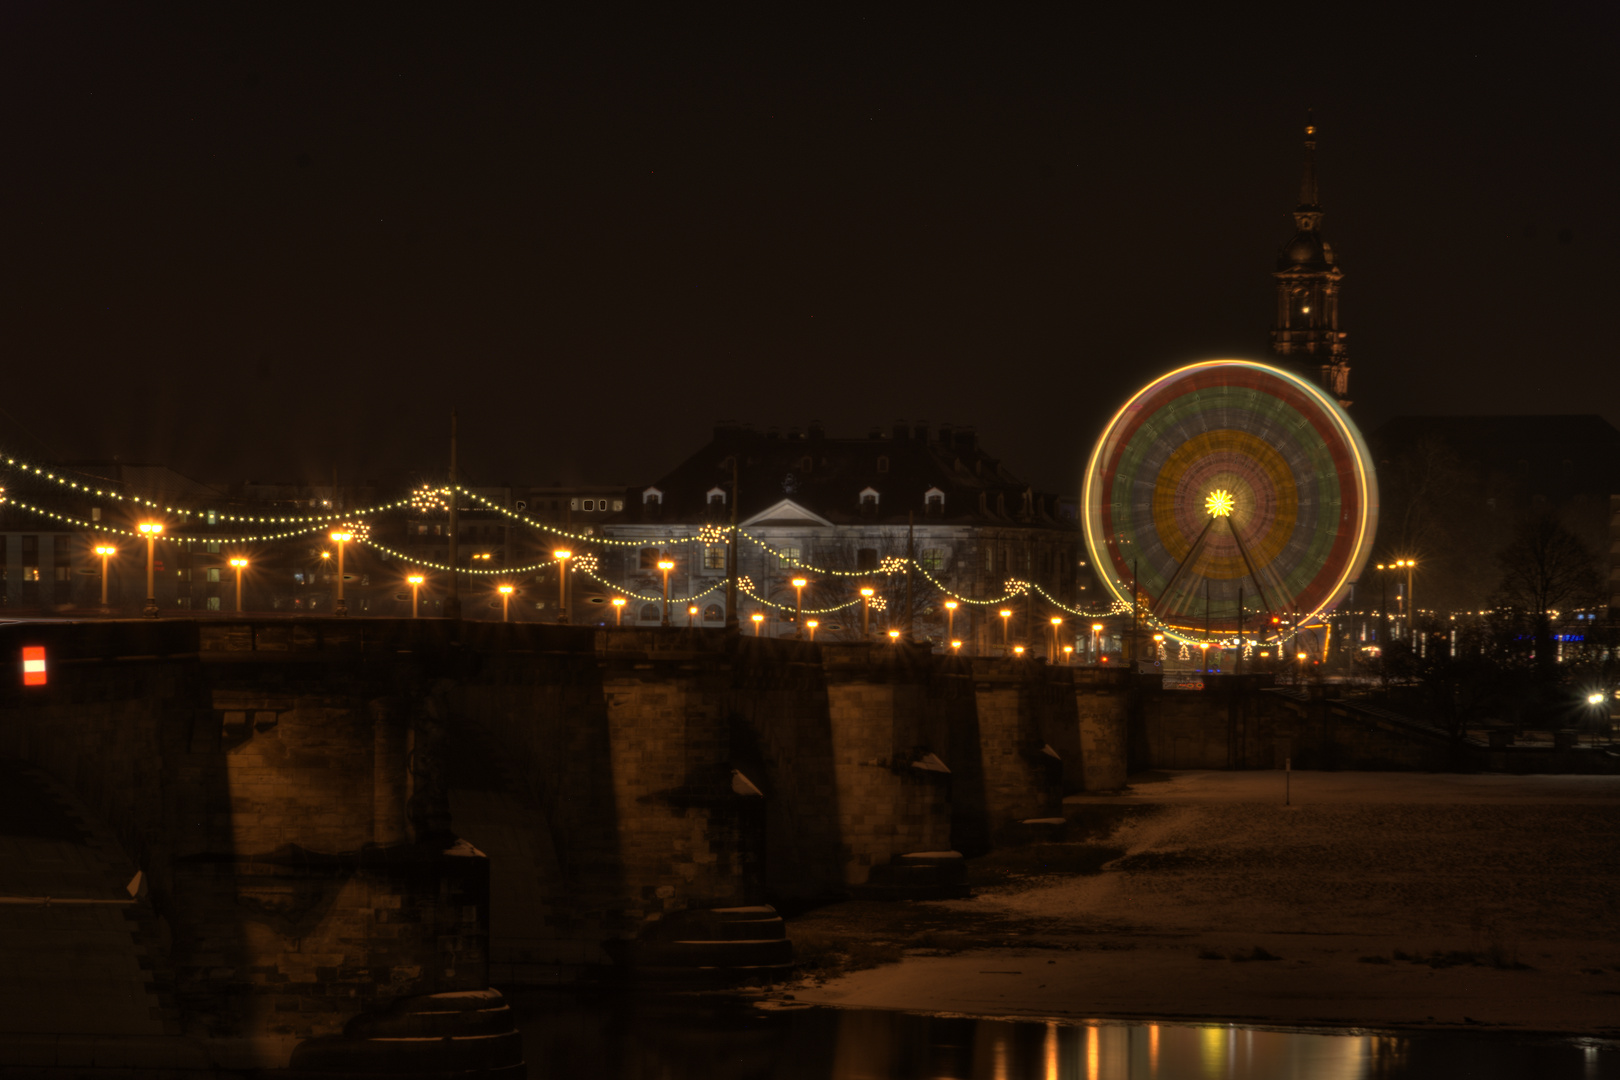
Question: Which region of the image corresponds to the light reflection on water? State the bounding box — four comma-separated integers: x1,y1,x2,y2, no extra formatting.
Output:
509,991,1619,1079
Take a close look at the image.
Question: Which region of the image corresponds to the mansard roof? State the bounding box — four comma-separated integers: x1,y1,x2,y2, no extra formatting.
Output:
607,422,1075,531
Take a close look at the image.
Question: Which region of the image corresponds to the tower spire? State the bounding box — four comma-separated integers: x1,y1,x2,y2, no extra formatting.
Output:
1269,111,1350,407
1298,109,1319,208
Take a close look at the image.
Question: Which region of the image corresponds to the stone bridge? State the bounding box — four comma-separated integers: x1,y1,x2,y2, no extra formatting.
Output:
0,618,1129,1071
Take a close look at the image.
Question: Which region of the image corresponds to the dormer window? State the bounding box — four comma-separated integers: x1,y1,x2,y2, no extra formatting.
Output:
924,486,945,510
859,486,880,507
876,456,889,474
643,486,663,505
706,486,726,506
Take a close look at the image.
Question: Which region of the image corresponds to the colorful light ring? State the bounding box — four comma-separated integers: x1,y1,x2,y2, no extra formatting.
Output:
1082,360,1377,641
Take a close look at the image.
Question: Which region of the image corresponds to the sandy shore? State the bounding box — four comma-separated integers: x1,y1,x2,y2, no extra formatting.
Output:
784,771,1620,1037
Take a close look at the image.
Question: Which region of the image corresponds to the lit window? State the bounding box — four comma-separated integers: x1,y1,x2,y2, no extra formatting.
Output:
779,546,801,563
206,541,221,554
704,546,727,571
206,568,220,583
639,603,660,622
206,511,218,525
918,548,947,572
22,567,39,582
613,500,624,511
206,596,221,611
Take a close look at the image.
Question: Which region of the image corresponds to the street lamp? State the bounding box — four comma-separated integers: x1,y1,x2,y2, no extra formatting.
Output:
860,587,875,638
1091,622,1104,663
688,604,699,628
553,549,572,624
806,619,818,641
751,611,765,637
791,577,808,638
950,640,963,655
944,599,958,642
888,629,901,643
611,596,626,626
498,583,514,622
999,608,1013,652
138,522,163,617
1050,616,1063,663
1013,644,1025,658
1199,641,1210,671
229,557,248,613
657,558,675,626
1152,632,1165,661
94,544,116,609
1063,644,1074,665
407,574,425,618
329,530,353,616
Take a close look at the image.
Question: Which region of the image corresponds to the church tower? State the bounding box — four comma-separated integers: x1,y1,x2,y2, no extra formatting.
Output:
1271,113,1350,406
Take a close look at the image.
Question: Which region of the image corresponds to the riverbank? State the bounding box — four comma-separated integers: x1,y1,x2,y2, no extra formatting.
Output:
780,771,1620,1037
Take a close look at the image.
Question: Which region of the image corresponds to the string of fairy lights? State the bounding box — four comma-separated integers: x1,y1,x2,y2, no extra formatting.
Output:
0,450,1332,645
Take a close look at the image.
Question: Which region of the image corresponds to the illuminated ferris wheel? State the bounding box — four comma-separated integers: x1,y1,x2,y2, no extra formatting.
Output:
1081,359,1378,645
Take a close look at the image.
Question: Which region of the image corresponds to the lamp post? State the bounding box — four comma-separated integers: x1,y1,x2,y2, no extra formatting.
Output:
612,596,626,626
791,577,808,638
944,599,958,643
1050,616,1063,663
1013,644,1025,658
688,604,698,628
888,629,901,644
498,584,514,622
138,523,162,617
329,530,353,616
1199,641,1210,671
408,574,425,618
229,557,248,613
751,611,765,637
806,619,818,641
553,549,572,624
859,587,875,638
94,544,116,609
999,608,1012,653
950,640,963,655
657,558,675,626
1063,644,1074,665
1092,622,1104,664
1152,632,1165,661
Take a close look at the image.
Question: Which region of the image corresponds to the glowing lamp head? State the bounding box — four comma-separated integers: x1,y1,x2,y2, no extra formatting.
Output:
657,559,675,572
498,584,514,596
860,587,875,599
888,629,901,641
950,640,962,650
791,577,807,589
408,574,425,586
1092,623,1103,631
138,522,163,536
1050,616,1063,627
1587,692,1605,706
611,597,626,608
688,605,699,615
944,600,958,611
95,545,116,557
329,530,353,543
751,612,765,624
553,549,572,561
319,551,331,560
1205,489,1235,518
1153,633,1164,642
229,557,248,568
806,619,818,631
1013,645,1025,656
999,609,1012,619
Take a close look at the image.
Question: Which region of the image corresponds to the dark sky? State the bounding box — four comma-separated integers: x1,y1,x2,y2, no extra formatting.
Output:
3,5,1615,495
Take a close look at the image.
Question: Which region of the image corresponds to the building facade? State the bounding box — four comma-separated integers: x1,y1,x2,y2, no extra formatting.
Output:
1270,113,1351,407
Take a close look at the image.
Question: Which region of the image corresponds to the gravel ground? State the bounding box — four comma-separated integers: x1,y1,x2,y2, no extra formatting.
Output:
783,771,1620,1036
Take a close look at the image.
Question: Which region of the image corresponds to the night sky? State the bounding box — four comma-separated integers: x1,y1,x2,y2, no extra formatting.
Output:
3,5,1615,495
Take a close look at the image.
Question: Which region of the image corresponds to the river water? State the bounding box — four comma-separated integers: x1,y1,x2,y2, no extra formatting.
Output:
510,991,1618,1079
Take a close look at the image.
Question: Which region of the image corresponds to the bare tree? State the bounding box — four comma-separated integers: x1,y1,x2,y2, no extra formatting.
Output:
1492,512,1603,679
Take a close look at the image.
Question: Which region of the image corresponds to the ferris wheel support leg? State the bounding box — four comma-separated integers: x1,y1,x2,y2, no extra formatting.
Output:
1152,513,1219,620
1227,519,1281,627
